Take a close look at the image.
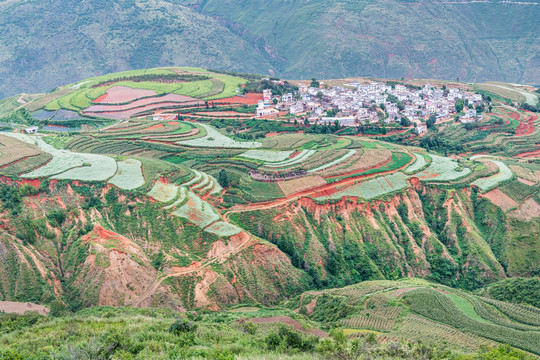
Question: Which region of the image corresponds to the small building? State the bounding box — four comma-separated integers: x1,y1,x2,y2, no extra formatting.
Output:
25,126,38,134
257,108,279,118
263,89,272,105
414,124,427,135
289,104,304,115
395,84,407,92
321,116,356,127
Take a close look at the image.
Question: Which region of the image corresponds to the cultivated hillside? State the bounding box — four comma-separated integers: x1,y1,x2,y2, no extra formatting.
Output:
0,0,539,98
0,68,539,358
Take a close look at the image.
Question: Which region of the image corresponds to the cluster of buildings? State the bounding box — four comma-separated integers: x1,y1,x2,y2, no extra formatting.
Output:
256,81,486,133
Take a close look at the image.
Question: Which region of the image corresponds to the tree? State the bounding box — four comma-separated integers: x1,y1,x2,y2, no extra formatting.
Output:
310,78,320,88
455,99,464,113
205,100,209,109
303,118,309,125
442,84,446,90
379,103,386,111
426,114,437,128
316,91,324,98
272,98,278,104
400,116,411,127
218,169,230,188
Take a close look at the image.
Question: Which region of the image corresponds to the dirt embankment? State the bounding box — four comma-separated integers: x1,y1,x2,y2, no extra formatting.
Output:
0,301,49,315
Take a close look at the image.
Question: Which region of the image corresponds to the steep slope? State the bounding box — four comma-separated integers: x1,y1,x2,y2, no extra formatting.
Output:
229,182,537,291
0,181,309,311
193,0,539,83
0,0,538,98
0,0,272,98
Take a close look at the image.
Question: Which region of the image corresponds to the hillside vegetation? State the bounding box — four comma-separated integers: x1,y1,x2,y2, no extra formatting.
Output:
0,280,539,359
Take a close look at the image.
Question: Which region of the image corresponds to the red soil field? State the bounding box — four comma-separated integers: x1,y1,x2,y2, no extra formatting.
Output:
311,187,338,198
144,121,180,131
93,86,157,104
85,100,202,120
516,147,540,158
215,93,263,105
86,94,200,113
482,189,518,212
515,114,537,136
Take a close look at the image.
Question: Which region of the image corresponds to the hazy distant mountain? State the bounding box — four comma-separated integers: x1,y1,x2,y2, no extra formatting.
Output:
0,0,538,97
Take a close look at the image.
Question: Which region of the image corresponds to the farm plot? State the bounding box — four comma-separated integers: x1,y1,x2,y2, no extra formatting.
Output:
308,150,356,173
404,153,429,174
94,86,157,104
240,150,293,162
147,181,179,203
278,175,327,196
403,288,540,354
0,134,43,167
263,150,316,168
172,191,220,228
321,172,409,201
108,159,145,190
31,110,55,120
471,157,513,192
321,149,393,180
176,124,262,148
392,314,494,352
341,307,403,331
51,156,117,182
205,221,242,237
415,155,470,182
3,133,117,181
481,189,519,212
85,94,199,113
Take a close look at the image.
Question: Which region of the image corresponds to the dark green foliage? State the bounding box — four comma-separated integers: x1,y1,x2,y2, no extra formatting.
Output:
169,318,197,335
0,184,22,215
426,114,437,128
105,188,118,204
265,325,317,351
218,169,230,188
151,251,164,270
0,109,39,126
49,300,68,317
46,210,66,227
485,278,540,308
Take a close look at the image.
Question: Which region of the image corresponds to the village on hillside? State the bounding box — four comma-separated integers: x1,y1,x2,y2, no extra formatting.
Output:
256,79,487,135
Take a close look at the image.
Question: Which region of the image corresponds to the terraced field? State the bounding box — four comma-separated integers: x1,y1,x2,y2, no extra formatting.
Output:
285,280,540,355
41,68,250,120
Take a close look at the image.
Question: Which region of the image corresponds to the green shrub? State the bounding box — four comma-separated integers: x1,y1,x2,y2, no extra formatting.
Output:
169,318,197,335
265,325,318,351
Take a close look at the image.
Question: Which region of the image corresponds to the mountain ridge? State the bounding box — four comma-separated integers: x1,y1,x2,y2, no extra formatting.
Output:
0,0,538,97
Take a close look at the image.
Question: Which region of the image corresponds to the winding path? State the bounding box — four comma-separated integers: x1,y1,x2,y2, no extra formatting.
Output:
132,233,254,307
